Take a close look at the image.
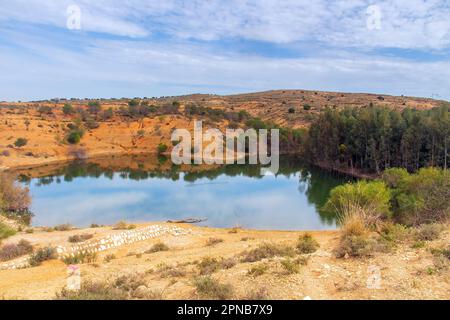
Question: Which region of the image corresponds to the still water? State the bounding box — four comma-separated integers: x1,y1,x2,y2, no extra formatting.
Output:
19,156,349,230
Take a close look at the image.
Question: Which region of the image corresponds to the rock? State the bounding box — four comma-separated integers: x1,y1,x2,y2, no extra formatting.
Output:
344,253,350,259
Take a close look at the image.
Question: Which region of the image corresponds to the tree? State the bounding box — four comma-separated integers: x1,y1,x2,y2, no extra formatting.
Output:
157,143,168,154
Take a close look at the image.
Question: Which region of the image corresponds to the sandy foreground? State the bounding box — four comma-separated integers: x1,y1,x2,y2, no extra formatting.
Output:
0,222,448,300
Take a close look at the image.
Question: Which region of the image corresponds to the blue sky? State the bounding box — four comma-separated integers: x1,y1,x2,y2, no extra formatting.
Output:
0,0,450,101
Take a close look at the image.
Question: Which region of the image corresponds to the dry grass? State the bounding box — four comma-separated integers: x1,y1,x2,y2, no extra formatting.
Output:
247,263,269,277
240,243,295,263
68,233,93,243
0,239,33,261
205,237,224,246
112,221,136,230
193,276,234,300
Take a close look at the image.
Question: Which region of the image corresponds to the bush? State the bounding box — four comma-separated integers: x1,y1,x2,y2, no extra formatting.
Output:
414,224,444,241
303,104,312,111
53,223,73,231
157,143,168,154
240,243,295,263
29,246,57,266
296,233,319,254
334,234,383,258
0,239,33,261
247,264,268,277
112,221,135,230
385,168,450,225
0,173,31,213
68,234,93,243
57,281,127,300
145,242,169,254
67,131,81,144
0,222,16,240
157,264,186,278
62,104,75,115
104,254,116,263
206,237,224,246
323,180,392,219
193,276,234,300
280,258,301,274
288,108,295,114
14,138,28,148
62,252,97,265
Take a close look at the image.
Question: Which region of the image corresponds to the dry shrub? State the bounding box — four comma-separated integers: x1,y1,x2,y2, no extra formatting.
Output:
335,204,387,258
247,263,268,277
56,281,127,300
193,276,234,300
0,173,31,212
53,224,73,231
68,233,93,243
414,224,445,241
29,246,57,266
104,254,116,262
0,239,33,261
296,233,319,254
280,258,301,274
112,221,136,230
206,237,224,246
145,242,169,254
114,273,146,292
197,257,236,275
240,243,295,263
157,264,187,278
62,252,97,265
244,287,269,300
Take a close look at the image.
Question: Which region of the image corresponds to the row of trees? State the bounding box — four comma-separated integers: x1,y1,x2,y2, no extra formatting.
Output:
306,105,449,173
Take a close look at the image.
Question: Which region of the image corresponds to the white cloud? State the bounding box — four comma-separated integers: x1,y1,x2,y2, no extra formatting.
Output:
1,0,450,49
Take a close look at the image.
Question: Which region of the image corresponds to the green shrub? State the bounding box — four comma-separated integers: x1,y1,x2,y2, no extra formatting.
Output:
303,104,312,111
296,233,319,254
323,180,391,218
14,138,28,148
67,131,81,144
385,168,450,225
280,258,301,274
62,104,75,115
193,276,234,300
157,143,168,154
0,222,16,240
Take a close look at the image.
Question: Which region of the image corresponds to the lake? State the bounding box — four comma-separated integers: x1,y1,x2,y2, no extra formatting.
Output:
18,155,350,230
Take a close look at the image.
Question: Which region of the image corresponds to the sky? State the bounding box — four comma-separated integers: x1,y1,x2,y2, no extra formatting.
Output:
0,0,450,102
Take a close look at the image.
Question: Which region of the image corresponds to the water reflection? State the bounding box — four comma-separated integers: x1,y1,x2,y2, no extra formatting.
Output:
19,156,348,230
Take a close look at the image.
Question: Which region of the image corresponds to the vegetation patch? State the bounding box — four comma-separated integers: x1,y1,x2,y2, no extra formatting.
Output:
206,237,224,246
240,243,295,263
247,263,269,277
0,222,16,240
62,252,97,265
296,233,319,254
68,234,93,243
29,246,57,266
145,242,169,254
193,276,234,300
0,239,33,261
